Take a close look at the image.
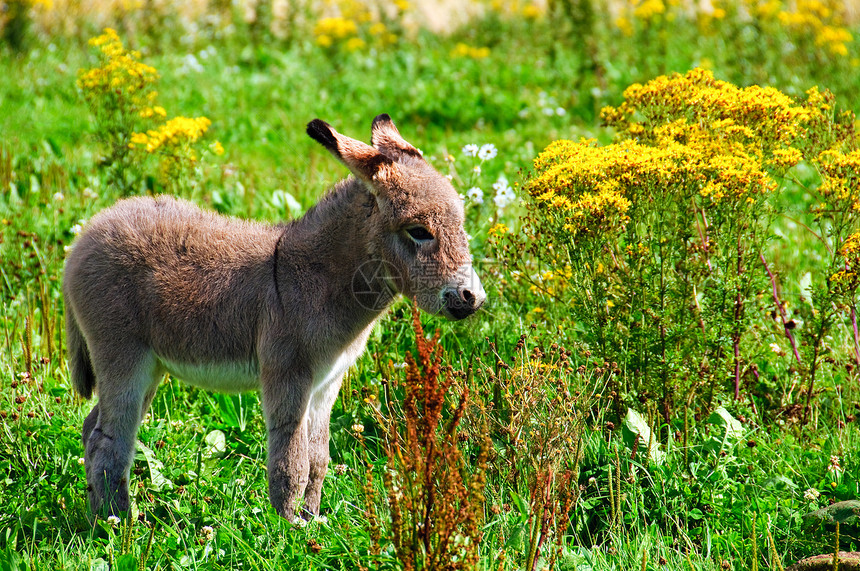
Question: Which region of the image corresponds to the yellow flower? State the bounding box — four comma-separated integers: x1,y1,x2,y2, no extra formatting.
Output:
450,43,491,59
131,116,212,154
345,37,366,51
77,28,159,112
369,22,387,36
633,0,665,21
615,16,634,36
314,17,358,40
522,4,542,18
489,223,509,237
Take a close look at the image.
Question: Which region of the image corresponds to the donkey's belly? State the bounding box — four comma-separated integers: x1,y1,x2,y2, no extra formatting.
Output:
158,356,260,393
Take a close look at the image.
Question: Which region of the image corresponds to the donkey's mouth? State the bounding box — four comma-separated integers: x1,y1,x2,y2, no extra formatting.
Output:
442,288,485,320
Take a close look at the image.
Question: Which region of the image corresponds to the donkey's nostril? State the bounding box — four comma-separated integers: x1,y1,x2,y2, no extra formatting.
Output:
462,289,475,305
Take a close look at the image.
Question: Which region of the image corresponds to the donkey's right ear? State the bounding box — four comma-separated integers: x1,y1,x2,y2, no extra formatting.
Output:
307,119,397,184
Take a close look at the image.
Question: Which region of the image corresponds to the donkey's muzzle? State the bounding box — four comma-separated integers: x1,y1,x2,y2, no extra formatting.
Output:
442,268,486,320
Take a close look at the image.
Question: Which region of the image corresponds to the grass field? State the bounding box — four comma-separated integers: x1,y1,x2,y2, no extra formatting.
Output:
1,1,859,569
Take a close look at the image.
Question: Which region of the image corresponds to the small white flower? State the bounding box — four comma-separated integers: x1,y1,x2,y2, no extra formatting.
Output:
83,187,98,199
78,457,86,466
351,423,364,434
478,144,497,160
201,525,214,541
462,144,479,157
53,192,64,201
555,107,566,116
542,107,556,116
70,223,83,236
107,515,121,528
769,342,781,353
466,187,484,204
472,165,481,175
492,174,509,192
494,184,517,209
182,53,204,73
333,464,349,475
803,488,820,501
446,174,454,181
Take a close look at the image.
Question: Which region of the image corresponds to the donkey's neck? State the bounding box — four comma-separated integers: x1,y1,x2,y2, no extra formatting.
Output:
276,178,391,342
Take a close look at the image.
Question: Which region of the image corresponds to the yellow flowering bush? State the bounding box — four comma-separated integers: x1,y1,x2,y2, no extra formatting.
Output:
313,0,404,53
77,28,160,193
602,68,817,158
79,28,220,195
615,0,853,63
778,0,853,56
128,116,217,191
77,28,158,109
515,69,859,415
450,43,491,59
831,232,860,295
814,148,860,214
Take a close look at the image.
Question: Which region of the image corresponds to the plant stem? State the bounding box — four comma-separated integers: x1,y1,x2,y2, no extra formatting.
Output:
851,305,860,366
759,253,801,366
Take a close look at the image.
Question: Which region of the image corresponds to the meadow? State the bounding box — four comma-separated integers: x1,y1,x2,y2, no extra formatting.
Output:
1,0,859,569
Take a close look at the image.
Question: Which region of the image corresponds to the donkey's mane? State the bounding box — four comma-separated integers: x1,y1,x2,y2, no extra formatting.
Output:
290,177,376,233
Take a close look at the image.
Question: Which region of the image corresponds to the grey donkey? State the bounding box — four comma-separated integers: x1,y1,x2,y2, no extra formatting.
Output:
63,115,486,521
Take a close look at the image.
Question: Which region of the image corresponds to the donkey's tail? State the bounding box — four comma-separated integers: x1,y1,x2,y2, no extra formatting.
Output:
66,308,95,399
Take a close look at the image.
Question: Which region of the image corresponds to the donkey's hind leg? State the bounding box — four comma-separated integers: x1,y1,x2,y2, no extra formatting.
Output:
82,403,99,449
85,348,161,517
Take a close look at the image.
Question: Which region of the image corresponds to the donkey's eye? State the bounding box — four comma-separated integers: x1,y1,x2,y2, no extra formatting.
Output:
405,226,434,243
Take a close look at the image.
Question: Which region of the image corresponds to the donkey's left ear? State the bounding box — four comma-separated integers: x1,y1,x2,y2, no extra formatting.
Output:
371,114,424,161
307,119,399,184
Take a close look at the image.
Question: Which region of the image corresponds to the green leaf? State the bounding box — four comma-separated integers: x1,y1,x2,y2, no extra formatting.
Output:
212,393,248,431
270,189,303,218
114,554,138,571
707,407,744,441
622,408,664,464
203,430,227,460
704,407,745,453
137,441,173,491
805,500,860,524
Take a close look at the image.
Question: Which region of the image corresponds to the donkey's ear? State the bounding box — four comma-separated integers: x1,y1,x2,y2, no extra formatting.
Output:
307,119,397,183
371,114,424,161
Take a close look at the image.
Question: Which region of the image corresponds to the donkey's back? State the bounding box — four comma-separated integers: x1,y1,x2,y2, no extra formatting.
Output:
64,196,279,399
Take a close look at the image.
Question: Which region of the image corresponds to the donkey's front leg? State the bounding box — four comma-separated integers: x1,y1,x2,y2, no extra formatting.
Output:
261,365,312,521
304,375,343,517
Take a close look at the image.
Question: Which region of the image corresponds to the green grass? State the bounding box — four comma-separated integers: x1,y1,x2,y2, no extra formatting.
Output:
2,3,860,569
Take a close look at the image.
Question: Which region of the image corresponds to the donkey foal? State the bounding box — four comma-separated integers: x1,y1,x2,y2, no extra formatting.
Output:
64,115,485,521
